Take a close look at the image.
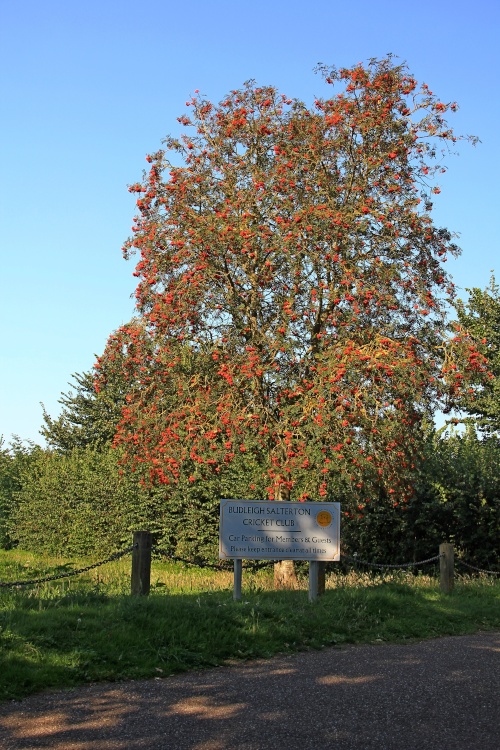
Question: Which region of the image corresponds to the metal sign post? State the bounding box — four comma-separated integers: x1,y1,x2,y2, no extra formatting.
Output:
233,558,242,601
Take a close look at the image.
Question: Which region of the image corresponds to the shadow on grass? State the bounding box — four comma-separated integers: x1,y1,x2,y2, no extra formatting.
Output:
0,626,499,750
1,580,499,702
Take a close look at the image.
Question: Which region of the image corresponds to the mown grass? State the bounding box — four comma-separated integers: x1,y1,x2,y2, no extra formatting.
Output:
1,549,499,701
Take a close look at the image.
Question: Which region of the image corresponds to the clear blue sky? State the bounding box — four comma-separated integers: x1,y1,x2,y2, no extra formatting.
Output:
1,0,499,445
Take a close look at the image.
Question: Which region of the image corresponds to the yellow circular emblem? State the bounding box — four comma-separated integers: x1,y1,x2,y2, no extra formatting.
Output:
316,510,332,528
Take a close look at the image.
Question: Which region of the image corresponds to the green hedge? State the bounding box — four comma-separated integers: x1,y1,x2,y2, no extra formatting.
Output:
4,429,500,570
9,447,159,556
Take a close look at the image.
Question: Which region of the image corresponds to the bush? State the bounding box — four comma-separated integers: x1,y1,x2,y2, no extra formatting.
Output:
0,439,44,549
10,446,166,556
412,427,500,568
341,427,500,569
8,429,499,570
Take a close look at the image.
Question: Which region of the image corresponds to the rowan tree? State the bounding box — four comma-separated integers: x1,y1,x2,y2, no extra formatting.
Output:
100,57,487,520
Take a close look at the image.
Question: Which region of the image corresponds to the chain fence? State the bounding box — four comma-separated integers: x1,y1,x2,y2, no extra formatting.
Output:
340,553,443,570
1,542,499,589
455,558,500,576
152,546,274,572
0,545,135,589
341,552,499,576
154,547,500,576
153,548,438,573
152,550,500,579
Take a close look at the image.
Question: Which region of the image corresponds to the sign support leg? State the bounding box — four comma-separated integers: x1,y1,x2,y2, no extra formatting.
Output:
309,560,319,602
233,559,242,601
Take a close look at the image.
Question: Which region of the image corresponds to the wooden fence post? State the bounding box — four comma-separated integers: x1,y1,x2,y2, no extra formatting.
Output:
131,531,152,596
439,542,454,594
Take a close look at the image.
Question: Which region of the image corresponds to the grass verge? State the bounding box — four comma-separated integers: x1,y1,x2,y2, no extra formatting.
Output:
1,549,499,701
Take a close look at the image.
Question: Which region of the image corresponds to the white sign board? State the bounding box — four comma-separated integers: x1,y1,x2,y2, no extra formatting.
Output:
219,500,340,561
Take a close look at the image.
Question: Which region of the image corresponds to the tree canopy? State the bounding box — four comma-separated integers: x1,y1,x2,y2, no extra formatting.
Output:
41,361,128,452
455,276,500,434
99,57,487,506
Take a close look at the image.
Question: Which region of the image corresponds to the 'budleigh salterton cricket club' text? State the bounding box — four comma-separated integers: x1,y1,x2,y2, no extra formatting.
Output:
219,500,340,561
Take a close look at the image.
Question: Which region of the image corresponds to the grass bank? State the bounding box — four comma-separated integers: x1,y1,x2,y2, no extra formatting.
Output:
1,549,499,701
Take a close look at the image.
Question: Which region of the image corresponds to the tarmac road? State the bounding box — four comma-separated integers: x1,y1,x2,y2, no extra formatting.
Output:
0,631,499,749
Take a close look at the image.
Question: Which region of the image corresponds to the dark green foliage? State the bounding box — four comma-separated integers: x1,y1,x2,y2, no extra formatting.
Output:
455,276,500,435
341,427,500,570
156,452,270,563
8,410,498,565
412,427,500,569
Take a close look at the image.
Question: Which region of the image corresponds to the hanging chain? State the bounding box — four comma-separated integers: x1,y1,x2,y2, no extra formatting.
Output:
340,553,443,570
153,547,443,571
0,545,135,589
455,558,500,576
152,547,231,571
151,546,274,571
2,543,497,588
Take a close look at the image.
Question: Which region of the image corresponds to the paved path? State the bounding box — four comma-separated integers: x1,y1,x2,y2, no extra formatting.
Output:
1,632,499,749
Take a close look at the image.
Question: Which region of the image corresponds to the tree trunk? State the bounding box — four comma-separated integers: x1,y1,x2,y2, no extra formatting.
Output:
273,483,299,589
274,559,299,589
